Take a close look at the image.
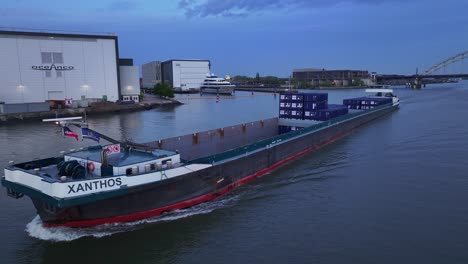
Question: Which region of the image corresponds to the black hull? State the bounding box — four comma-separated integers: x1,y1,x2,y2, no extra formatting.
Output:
33,105,398,227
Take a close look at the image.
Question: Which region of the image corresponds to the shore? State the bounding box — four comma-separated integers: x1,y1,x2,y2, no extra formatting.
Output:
0,95,182,124
234,86,370,93
234,87,295,93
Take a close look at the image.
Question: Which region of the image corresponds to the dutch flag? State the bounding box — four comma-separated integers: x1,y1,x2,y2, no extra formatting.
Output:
63,126,79,141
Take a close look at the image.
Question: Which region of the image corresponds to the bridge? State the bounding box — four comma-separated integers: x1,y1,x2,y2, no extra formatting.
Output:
376,50,468,88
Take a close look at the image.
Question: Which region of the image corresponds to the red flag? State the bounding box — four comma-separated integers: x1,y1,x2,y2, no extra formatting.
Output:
63,126,79,141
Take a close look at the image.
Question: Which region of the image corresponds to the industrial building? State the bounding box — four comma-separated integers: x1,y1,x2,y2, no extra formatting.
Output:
161,59,210,92
118,58,140,102
293,68,372,86
141,61,162,89
0,30,139,113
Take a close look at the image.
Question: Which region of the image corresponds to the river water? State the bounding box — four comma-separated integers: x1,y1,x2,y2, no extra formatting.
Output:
1,84,468,264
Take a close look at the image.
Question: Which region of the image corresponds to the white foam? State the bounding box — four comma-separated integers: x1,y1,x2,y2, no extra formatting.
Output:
25,216,117,242
26,195,239,242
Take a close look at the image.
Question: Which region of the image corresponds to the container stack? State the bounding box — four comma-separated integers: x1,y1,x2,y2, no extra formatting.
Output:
279,92,328,120
279,92,348,132
343,97,392,110
313,104,349,121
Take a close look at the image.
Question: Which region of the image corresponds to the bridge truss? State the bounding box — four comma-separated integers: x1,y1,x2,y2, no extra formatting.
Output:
423,50,468,75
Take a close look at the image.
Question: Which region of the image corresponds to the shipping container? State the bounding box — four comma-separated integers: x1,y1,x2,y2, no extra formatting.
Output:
279,109,292,118
279,93,294,101
279,102,292,109
290,102,304,109
291,94,304,102
290,110,304,119
302,93,328,102
343,97,392,110
302,104,348,121
278,125,304,135
304,100,327,110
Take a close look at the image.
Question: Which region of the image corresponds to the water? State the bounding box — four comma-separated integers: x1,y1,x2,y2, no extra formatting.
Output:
1,85,468,264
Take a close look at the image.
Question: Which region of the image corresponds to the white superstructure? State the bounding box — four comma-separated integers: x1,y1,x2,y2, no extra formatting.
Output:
200,74,235,95
0,30,122,104
365,88,400,105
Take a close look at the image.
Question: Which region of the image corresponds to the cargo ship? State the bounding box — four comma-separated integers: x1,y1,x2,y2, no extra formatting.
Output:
1,89,399,228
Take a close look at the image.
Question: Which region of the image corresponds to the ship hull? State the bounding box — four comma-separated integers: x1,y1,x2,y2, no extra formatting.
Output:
30,104,398,227
200,86,234,95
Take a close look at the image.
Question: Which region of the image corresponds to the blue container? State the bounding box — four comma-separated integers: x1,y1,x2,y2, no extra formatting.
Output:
290,94,304,102
290,102,304,109
343,97,392,109
313,105,349,121
278,125,304,135
304,100,327,110
279,101,292,109
280,93,295,101
290,110,304,119
303,110,318,120
279,109,291,118
278,125,291,134
302,93,328,102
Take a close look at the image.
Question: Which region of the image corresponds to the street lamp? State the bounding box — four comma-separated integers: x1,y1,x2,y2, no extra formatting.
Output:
81,84,89,98
16,84,25,103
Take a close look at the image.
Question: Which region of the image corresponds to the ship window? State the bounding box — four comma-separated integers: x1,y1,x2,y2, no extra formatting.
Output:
45,71,51,78
161,159,172,164
126,168,132,175
56,71,62,78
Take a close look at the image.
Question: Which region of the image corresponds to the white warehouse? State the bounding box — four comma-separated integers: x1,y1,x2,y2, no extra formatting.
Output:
161,59,210,92
0,30,139,107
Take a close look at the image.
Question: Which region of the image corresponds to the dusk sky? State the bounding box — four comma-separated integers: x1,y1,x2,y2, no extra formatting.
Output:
2,0,468,77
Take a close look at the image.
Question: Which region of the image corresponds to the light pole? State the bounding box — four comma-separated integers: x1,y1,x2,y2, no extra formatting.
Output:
17,84,25,103
81,84,89,99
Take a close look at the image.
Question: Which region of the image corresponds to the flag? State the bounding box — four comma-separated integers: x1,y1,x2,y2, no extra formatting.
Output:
63,126,79,141
81,127,100,142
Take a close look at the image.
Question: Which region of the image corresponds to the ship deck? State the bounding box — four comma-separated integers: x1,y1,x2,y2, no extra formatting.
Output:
66,148,176,167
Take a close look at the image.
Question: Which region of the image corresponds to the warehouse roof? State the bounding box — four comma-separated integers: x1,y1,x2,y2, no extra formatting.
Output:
0,29,117,40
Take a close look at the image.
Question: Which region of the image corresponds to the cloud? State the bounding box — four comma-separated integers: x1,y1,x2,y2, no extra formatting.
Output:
179,0,410,18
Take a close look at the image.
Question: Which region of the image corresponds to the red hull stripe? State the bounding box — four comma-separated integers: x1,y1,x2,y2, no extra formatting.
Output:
44,116,379,228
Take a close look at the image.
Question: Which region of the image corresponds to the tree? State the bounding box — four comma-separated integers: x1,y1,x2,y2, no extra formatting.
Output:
352,79,365,87
153,83,174,98
255,72,260,82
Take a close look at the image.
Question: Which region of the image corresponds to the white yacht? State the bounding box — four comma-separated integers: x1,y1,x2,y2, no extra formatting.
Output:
200,74,235,95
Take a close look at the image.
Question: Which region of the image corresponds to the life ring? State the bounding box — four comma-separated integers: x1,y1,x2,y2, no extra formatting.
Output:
87,161,95,172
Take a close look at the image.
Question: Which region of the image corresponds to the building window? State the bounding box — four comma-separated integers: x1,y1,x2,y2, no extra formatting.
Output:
41,52,52,64
41,51,64,78
52,52,63,64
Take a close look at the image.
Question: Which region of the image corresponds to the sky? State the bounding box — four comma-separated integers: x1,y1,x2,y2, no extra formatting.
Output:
2,0,468,77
